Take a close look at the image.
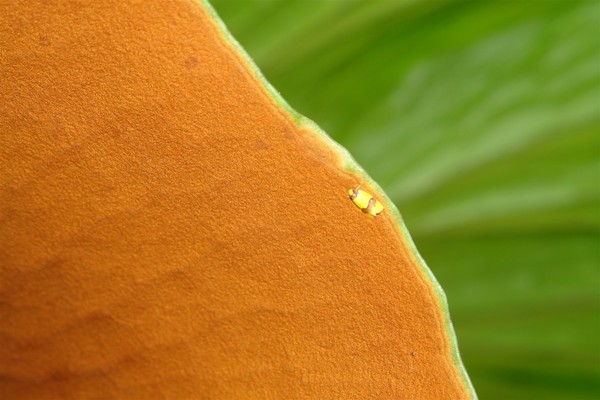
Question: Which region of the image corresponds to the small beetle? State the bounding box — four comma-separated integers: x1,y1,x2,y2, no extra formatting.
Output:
348,186,384,217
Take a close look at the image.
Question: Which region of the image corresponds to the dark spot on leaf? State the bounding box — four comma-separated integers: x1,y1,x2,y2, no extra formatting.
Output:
282,125,294,140
43,257,64,270
185,56,198,69
48,369,69,382
39,36,51,47
254,139,268,150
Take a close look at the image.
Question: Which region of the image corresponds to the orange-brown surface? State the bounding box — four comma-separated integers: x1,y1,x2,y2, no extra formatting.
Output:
0,1,469,398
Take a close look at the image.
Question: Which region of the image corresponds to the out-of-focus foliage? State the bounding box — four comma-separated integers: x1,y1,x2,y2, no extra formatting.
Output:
210,0,600,399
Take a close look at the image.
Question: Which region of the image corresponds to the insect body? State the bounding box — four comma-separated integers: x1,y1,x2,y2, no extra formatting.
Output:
348,187,384,217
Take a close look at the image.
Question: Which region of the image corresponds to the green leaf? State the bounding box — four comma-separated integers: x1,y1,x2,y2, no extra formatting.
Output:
211,0,600,399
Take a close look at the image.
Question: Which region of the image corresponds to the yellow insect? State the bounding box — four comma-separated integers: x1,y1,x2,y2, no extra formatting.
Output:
348,187,384,216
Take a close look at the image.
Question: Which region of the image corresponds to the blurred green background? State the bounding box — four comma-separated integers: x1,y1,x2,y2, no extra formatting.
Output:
210,0,600,398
